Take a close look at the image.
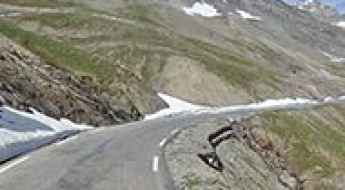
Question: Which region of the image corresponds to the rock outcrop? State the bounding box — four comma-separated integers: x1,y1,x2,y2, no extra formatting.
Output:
165,120,301,190
0,34,141,126
165,105,345,190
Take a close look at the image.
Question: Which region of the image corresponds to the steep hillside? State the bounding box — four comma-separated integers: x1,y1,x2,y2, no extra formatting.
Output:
0,34,141,126
0,0,345,189
249,105,345,189
0,0,345,122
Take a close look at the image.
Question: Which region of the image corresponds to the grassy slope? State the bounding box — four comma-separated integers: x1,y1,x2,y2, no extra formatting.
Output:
0,1,288,113
0,0,75,7
1,1,345,188
0,20,115,84
252,105,345,189
13,5,280,94
0,7,168,113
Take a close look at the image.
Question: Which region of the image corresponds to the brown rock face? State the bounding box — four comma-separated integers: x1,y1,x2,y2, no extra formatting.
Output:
165,120,302,190
0,35,141,126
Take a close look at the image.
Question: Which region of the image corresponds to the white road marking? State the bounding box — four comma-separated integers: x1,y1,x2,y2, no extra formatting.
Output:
227,117,234,123
152,156,159,172
0,156,30,174
170,129,180,136
90,127,108,133
159,138,168,148
55,135,78,146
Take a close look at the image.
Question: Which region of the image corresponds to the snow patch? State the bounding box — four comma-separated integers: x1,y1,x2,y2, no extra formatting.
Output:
304,0,315,5
323,96,335,103
145,93,206,120
236,10,262,21
322,51,345,63
183,2,221,17
210,98,319,114
146,93,345,120
335,21,345,29
0,12,22,17
0,106,92,162
6,107,92,131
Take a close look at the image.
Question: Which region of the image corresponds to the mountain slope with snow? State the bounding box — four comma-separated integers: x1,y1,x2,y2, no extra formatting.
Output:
0,106,91,162
284,0,345,13
0,0,345,189
1,0,345,110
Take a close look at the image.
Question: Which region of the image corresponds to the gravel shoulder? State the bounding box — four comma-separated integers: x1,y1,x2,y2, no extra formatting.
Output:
165,104,345,190
165,119,297,190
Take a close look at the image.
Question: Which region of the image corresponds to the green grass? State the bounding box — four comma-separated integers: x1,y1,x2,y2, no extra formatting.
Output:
18,11,117,31
89,26,279,91
260,107,345,177
105,24,280,90
21,13,93,29
0,0,75,7
0,20,115,84
109,27,280,94
117,5,165,27
182,174,203,190
4,6,282,98
171,36,281,91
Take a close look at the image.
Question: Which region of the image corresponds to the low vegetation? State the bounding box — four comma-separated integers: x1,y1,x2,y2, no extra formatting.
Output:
0,0,75,7
255,105,345,188
0,20,115,84
1,5,281,98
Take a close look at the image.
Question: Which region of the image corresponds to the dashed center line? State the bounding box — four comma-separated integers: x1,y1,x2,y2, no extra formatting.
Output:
0,156,30,174
159,138,168,148
152,156,159,172
170,129,180,136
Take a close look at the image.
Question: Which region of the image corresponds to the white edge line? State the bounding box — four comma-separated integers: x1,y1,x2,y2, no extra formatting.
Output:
55,135,78,146
170,129,180,136
159,138,168,148
0,156,30,174
152,156,159,172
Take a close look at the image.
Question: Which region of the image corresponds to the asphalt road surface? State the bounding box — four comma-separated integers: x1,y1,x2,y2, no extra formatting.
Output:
0,111,247,190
